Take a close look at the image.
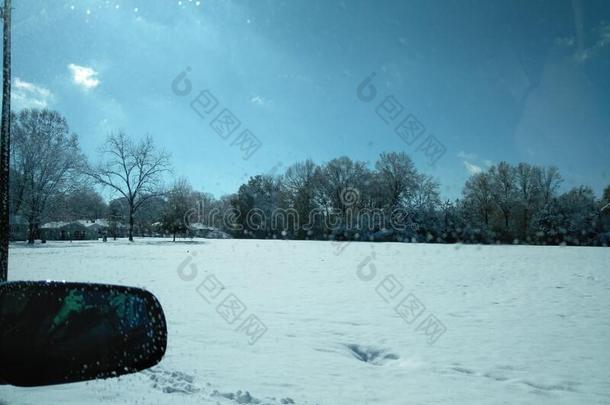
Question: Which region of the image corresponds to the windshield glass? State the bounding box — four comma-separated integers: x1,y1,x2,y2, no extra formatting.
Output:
1,1,609,404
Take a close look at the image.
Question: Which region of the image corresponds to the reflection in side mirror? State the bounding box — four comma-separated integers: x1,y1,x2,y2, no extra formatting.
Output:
0,281,167,387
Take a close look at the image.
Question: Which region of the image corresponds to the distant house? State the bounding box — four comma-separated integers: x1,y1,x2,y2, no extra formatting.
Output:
149,222,231,239
76,219,129,239
205,229,232,239
189,223,231,239
11,218,127,242
77,219,110,237
151,222,164,237
77,218,128,238
108,221,128,238
40,221,99,241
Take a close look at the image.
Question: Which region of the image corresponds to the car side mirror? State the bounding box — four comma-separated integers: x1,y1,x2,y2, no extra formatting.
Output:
0,281,167,387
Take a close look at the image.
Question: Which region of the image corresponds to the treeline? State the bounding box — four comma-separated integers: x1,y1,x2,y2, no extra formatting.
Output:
191,157,610,246
8,108,610,246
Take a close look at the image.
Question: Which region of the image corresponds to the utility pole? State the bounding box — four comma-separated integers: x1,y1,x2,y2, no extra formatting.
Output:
0,0,11,282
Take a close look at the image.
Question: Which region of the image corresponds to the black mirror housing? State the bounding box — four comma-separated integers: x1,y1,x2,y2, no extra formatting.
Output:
0,281,167,387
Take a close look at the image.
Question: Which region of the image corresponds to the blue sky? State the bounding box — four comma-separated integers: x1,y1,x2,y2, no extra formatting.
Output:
8,0,610,200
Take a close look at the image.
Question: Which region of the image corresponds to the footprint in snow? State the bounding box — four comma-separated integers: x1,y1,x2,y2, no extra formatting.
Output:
144,367,200,394
447,365,581,394
519,380,580,393
343,343,400,366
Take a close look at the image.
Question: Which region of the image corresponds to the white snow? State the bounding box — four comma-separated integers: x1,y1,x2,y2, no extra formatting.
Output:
1,239,609,404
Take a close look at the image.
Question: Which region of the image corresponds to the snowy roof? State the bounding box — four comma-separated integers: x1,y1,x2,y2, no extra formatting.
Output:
41,219,119,230
40,221,87,229
206,229,232,239
189,222,216,231
77,219,110,228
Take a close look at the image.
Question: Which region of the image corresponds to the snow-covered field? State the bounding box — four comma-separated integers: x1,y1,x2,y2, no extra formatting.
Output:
1,239,609,404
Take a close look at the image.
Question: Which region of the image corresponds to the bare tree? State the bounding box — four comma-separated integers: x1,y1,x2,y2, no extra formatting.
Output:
281,160,320,237
322,156,369,212
283,160,318,199
375,152,418,210
162,177,195,242
87,131,171,241
537,166,562,207
463,172,494,227
411,173,441,209
11,109,85,243
515,163,542,239
490,162,517,231
46,186,107,222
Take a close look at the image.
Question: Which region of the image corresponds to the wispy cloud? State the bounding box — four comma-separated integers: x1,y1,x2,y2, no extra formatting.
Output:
250,95,265,105
597,21,610,48
463,160,483,175
566,21,610,63
555,37,575,47
68,63,100,89
458,151,491,175
250,95,271,108
457,151,477,160
11,78,53,110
